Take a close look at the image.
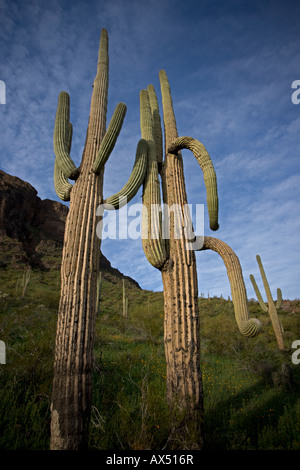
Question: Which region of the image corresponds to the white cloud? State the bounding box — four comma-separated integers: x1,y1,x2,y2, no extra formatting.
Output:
0,0,299,299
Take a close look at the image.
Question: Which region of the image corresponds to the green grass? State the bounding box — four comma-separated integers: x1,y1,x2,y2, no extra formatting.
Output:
0,266,299,450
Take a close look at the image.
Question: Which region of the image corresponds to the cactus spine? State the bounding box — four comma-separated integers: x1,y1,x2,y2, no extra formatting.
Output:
50,29,140,450
250,255,284,350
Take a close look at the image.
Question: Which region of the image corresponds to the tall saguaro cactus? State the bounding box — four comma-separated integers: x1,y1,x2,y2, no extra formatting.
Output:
250,255,284,350
139,72,261,448
50,29,146,450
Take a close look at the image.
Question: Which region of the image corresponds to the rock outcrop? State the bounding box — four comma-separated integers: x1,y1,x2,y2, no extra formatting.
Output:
0,170,140,287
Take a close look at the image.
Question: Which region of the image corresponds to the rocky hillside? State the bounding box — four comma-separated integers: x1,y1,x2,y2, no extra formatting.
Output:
0,170,140,288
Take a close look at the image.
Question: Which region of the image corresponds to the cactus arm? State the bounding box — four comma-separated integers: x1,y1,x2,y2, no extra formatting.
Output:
147,84,163,166
254,255,285,350
140,89,167,269
256,255,274,304
66,122,73,153
54,159,73,201
53,92,79,180
103,139,148,209
276,288,282,309
92,102,127,174
197,236,262,337
159,70,179,148
249,273,268,312
168,136,219,231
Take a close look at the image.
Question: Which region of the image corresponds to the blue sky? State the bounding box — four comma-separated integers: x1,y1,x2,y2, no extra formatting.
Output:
1,0,300,300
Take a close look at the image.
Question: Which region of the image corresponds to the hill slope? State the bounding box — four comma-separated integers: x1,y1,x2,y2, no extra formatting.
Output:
0,169,140,288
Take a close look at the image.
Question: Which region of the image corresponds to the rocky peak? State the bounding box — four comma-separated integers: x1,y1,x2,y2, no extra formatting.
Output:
0,170,140,288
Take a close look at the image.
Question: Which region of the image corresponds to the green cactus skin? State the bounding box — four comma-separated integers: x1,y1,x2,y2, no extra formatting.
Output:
276,288,282,309
198,237,262,337
53,96,75,201
53,91,79,180
93,102,127,174
250,255,285,351
168,136,219,231
103,138,148,209
140,89,167,269
147,84,163,166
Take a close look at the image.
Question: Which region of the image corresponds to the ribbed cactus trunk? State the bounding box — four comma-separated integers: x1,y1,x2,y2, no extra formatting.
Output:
50,30,108,450
159,71,204,448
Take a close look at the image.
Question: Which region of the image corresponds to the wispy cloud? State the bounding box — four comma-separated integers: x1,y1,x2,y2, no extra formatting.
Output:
0,0,299,299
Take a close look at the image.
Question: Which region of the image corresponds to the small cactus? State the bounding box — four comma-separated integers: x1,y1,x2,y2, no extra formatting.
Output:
250,255,285,351
21,266,31,299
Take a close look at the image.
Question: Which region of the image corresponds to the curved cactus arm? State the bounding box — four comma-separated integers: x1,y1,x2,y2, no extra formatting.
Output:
54,159,73,202
249,274,268,312
103,138,148,209
140,89,167,269
197,236,262,338
92,102,127,174
53,91,79,180
276,288,282,309
168,136,219,231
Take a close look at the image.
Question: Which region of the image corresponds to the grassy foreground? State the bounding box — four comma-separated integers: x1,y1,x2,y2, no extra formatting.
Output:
0,267,299,450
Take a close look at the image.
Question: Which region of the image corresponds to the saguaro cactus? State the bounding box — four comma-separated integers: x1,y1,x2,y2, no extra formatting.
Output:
50,29,147,450
250,255,284,350
138,72,261,448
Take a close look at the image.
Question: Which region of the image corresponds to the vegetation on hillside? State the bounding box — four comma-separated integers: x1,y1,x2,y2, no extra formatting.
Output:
0,266,299,450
